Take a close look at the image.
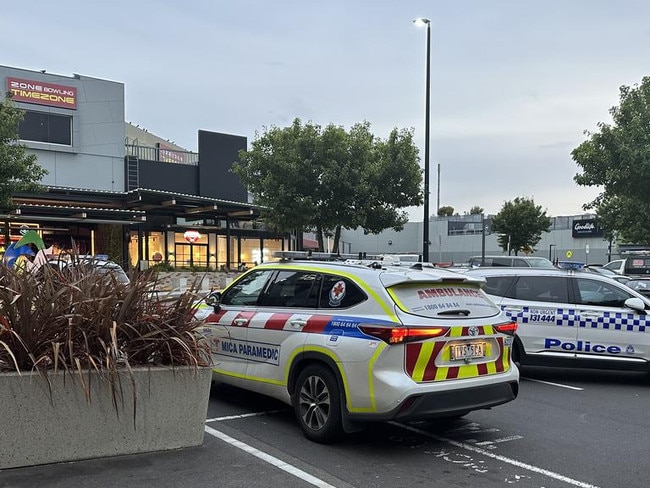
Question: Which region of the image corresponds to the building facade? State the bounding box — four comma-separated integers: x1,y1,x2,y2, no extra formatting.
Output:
2,65,287,270
340,214,614,265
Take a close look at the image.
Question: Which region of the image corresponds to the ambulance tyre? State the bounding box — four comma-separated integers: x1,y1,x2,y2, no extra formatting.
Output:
293,365,344,443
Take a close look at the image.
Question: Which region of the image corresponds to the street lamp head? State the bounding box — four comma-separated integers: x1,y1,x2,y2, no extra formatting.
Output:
413,18,431,26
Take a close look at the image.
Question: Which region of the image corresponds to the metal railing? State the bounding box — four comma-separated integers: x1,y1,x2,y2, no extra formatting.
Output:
125,144,199,165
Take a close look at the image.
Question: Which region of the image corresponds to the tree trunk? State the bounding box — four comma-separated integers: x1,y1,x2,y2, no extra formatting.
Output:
332,226,342,254
317,226,324,252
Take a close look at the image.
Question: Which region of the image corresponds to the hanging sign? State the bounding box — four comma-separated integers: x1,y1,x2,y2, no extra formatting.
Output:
183,230,201,243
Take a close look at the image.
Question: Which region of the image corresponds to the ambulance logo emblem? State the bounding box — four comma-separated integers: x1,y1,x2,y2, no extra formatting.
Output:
329,280,346,307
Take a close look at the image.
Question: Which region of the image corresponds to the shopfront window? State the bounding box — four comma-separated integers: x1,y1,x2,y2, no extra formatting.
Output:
175,231,208,269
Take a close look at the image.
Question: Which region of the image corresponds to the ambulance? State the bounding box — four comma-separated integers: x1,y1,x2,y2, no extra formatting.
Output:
203,252,519,443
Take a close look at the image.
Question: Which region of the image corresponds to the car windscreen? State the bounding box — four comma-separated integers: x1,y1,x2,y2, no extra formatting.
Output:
387,282,501,318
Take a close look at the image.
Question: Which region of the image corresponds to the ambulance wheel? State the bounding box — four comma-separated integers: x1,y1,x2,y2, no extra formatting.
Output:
293,365,344,443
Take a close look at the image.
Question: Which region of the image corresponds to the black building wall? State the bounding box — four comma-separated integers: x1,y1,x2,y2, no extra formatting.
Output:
137,159,198,195
198,131,248,202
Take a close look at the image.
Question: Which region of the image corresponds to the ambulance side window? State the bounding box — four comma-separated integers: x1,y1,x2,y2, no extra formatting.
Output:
261,271,320,308
221,270,272,306
319,275,367,309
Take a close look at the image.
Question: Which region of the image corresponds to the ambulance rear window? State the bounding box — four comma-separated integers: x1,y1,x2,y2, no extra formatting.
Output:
388,283,501,318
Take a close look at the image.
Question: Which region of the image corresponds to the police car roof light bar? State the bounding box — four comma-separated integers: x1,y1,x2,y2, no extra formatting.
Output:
557,261,584,270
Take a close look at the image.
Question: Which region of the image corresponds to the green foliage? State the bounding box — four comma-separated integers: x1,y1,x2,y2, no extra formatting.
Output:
233,118,423,251
468,205,484,215
491,197,551,255
0,96,48,211
438,206,455,217
572,76,650,243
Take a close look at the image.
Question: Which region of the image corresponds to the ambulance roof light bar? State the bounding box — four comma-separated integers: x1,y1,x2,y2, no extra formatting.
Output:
273,250,383,262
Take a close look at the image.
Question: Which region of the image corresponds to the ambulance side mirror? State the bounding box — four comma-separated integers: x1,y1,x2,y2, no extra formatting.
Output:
205,291,222,311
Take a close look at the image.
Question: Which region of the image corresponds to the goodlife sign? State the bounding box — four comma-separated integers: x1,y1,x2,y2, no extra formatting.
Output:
6,77,77,109
572,219,603,238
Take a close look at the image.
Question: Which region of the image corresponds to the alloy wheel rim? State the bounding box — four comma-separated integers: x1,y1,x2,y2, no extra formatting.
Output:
298,375,331,431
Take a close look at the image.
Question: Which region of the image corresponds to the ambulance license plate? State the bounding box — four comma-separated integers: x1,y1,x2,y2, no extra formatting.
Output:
450,342,486,360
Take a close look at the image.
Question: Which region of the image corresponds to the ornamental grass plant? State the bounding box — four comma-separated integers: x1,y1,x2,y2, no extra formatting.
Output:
0,257,211,411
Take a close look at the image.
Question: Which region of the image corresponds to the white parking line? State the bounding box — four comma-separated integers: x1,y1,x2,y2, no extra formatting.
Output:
524,378,584,390
392,422,600,488
204,425,338,488
206,409,287,422
475,435,524,446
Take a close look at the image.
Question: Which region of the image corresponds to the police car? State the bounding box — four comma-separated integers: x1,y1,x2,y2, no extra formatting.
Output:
465,263,650,373
202,252,519,443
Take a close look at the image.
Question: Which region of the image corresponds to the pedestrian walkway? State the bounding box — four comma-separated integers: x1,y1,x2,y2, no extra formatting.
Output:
0,427,318,488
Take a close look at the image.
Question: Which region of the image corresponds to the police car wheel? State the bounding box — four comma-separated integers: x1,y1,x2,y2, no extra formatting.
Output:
293,365,343,443
512,337,525,367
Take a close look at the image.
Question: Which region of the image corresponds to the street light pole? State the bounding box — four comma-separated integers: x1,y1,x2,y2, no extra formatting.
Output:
414,18,431,262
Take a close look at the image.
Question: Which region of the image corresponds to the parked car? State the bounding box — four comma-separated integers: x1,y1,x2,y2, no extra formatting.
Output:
465,265,650,373
603,255,650,276
584,264,631,284
43,255,130,284
203,253,519,442
468,255,555,268
624,277,650,298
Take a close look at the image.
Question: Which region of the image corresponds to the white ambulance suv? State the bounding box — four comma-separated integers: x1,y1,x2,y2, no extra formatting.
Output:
203,253,519,442
466,264,650,373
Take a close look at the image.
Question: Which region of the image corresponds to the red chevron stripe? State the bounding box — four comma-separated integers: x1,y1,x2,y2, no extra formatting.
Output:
264,313,293,330
421,342,445,381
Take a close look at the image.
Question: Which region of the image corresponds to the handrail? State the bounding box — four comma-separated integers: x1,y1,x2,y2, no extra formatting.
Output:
125,144,199,165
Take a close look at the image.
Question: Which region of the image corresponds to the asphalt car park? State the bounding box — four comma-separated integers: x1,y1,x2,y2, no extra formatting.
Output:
5,367,647,488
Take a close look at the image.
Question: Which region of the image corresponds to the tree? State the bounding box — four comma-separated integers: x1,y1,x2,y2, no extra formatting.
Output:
0,95,48,211
491,197,551,255
573,76,650,243
467,205,484,215
438,206,454,216
232,118,423,252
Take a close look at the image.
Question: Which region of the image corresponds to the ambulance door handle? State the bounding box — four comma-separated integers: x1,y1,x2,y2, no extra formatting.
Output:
233,318,249,326
289,319,307,328
503,306,523,313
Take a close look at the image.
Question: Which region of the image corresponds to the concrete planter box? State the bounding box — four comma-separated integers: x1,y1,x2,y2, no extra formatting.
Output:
0,366,212,469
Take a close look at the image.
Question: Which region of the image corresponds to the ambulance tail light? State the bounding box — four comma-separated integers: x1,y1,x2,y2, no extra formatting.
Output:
358,325,449,344
494,321,518,336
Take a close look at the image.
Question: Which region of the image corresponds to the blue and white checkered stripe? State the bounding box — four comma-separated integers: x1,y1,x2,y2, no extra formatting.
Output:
502,306,649,332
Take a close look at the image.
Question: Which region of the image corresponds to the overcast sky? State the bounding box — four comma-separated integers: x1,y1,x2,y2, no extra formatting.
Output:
3,0,649,221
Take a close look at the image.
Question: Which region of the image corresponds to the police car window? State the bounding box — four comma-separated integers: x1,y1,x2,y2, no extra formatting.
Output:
261,271,319,308
575,277,633,308
513,276,569,303
220,270,271,306
483,276,517,298
319,275,367,309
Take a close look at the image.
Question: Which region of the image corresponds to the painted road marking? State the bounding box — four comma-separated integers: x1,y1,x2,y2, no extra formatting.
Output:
206,409,287,422
392,422,600,488
524,378,584,391
474,435,524,446
205,425,338,488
